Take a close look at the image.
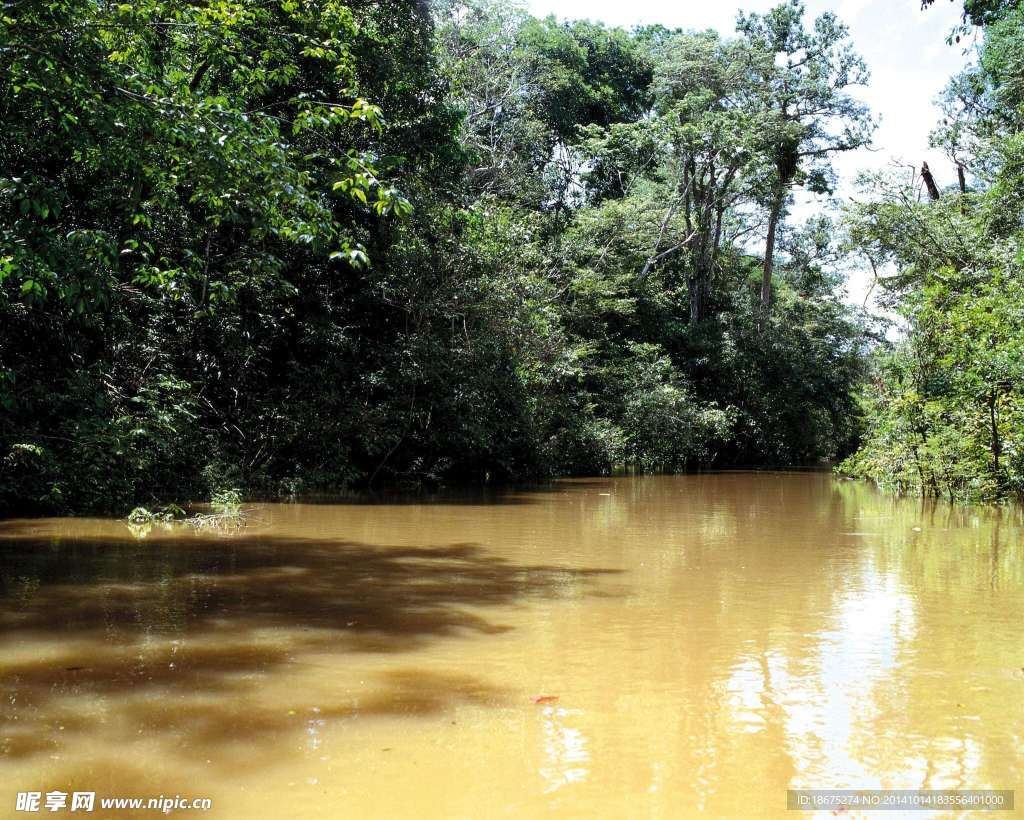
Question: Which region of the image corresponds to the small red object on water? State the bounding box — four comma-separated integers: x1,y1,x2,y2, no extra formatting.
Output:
531,695,559,704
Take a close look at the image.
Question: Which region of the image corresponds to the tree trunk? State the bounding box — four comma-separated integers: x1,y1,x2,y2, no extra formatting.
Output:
989,389,1002,484
759,190,784,326
921,162,940,201
689,274,702,325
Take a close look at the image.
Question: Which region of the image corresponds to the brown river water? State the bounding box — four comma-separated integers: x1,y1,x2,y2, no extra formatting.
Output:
0,473,1022,818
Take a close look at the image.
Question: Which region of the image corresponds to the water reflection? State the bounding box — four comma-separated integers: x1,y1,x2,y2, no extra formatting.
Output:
0,474,1022,817
539,706,590,794
768,565,918,790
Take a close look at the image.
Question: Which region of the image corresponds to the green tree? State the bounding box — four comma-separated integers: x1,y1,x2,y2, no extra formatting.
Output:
839,1,1024,501
736,0,874,319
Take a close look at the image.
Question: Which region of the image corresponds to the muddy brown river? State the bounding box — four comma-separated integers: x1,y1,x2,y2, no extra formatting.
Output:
1,473,1022,818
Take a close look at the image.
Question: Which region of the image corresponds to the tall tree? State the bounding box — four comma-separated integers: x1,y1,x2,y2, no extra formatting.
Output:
736,0,873,320
646,32,763,324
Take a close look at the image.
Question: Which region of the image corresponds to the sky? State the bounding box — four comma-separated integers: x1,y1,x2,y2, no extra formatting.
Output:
523,0,974,306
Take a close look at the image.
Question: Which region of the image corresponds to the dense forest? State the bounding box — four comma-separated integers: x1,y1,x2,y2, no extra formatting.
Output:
840,0,1024,501
0,0,1019,514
